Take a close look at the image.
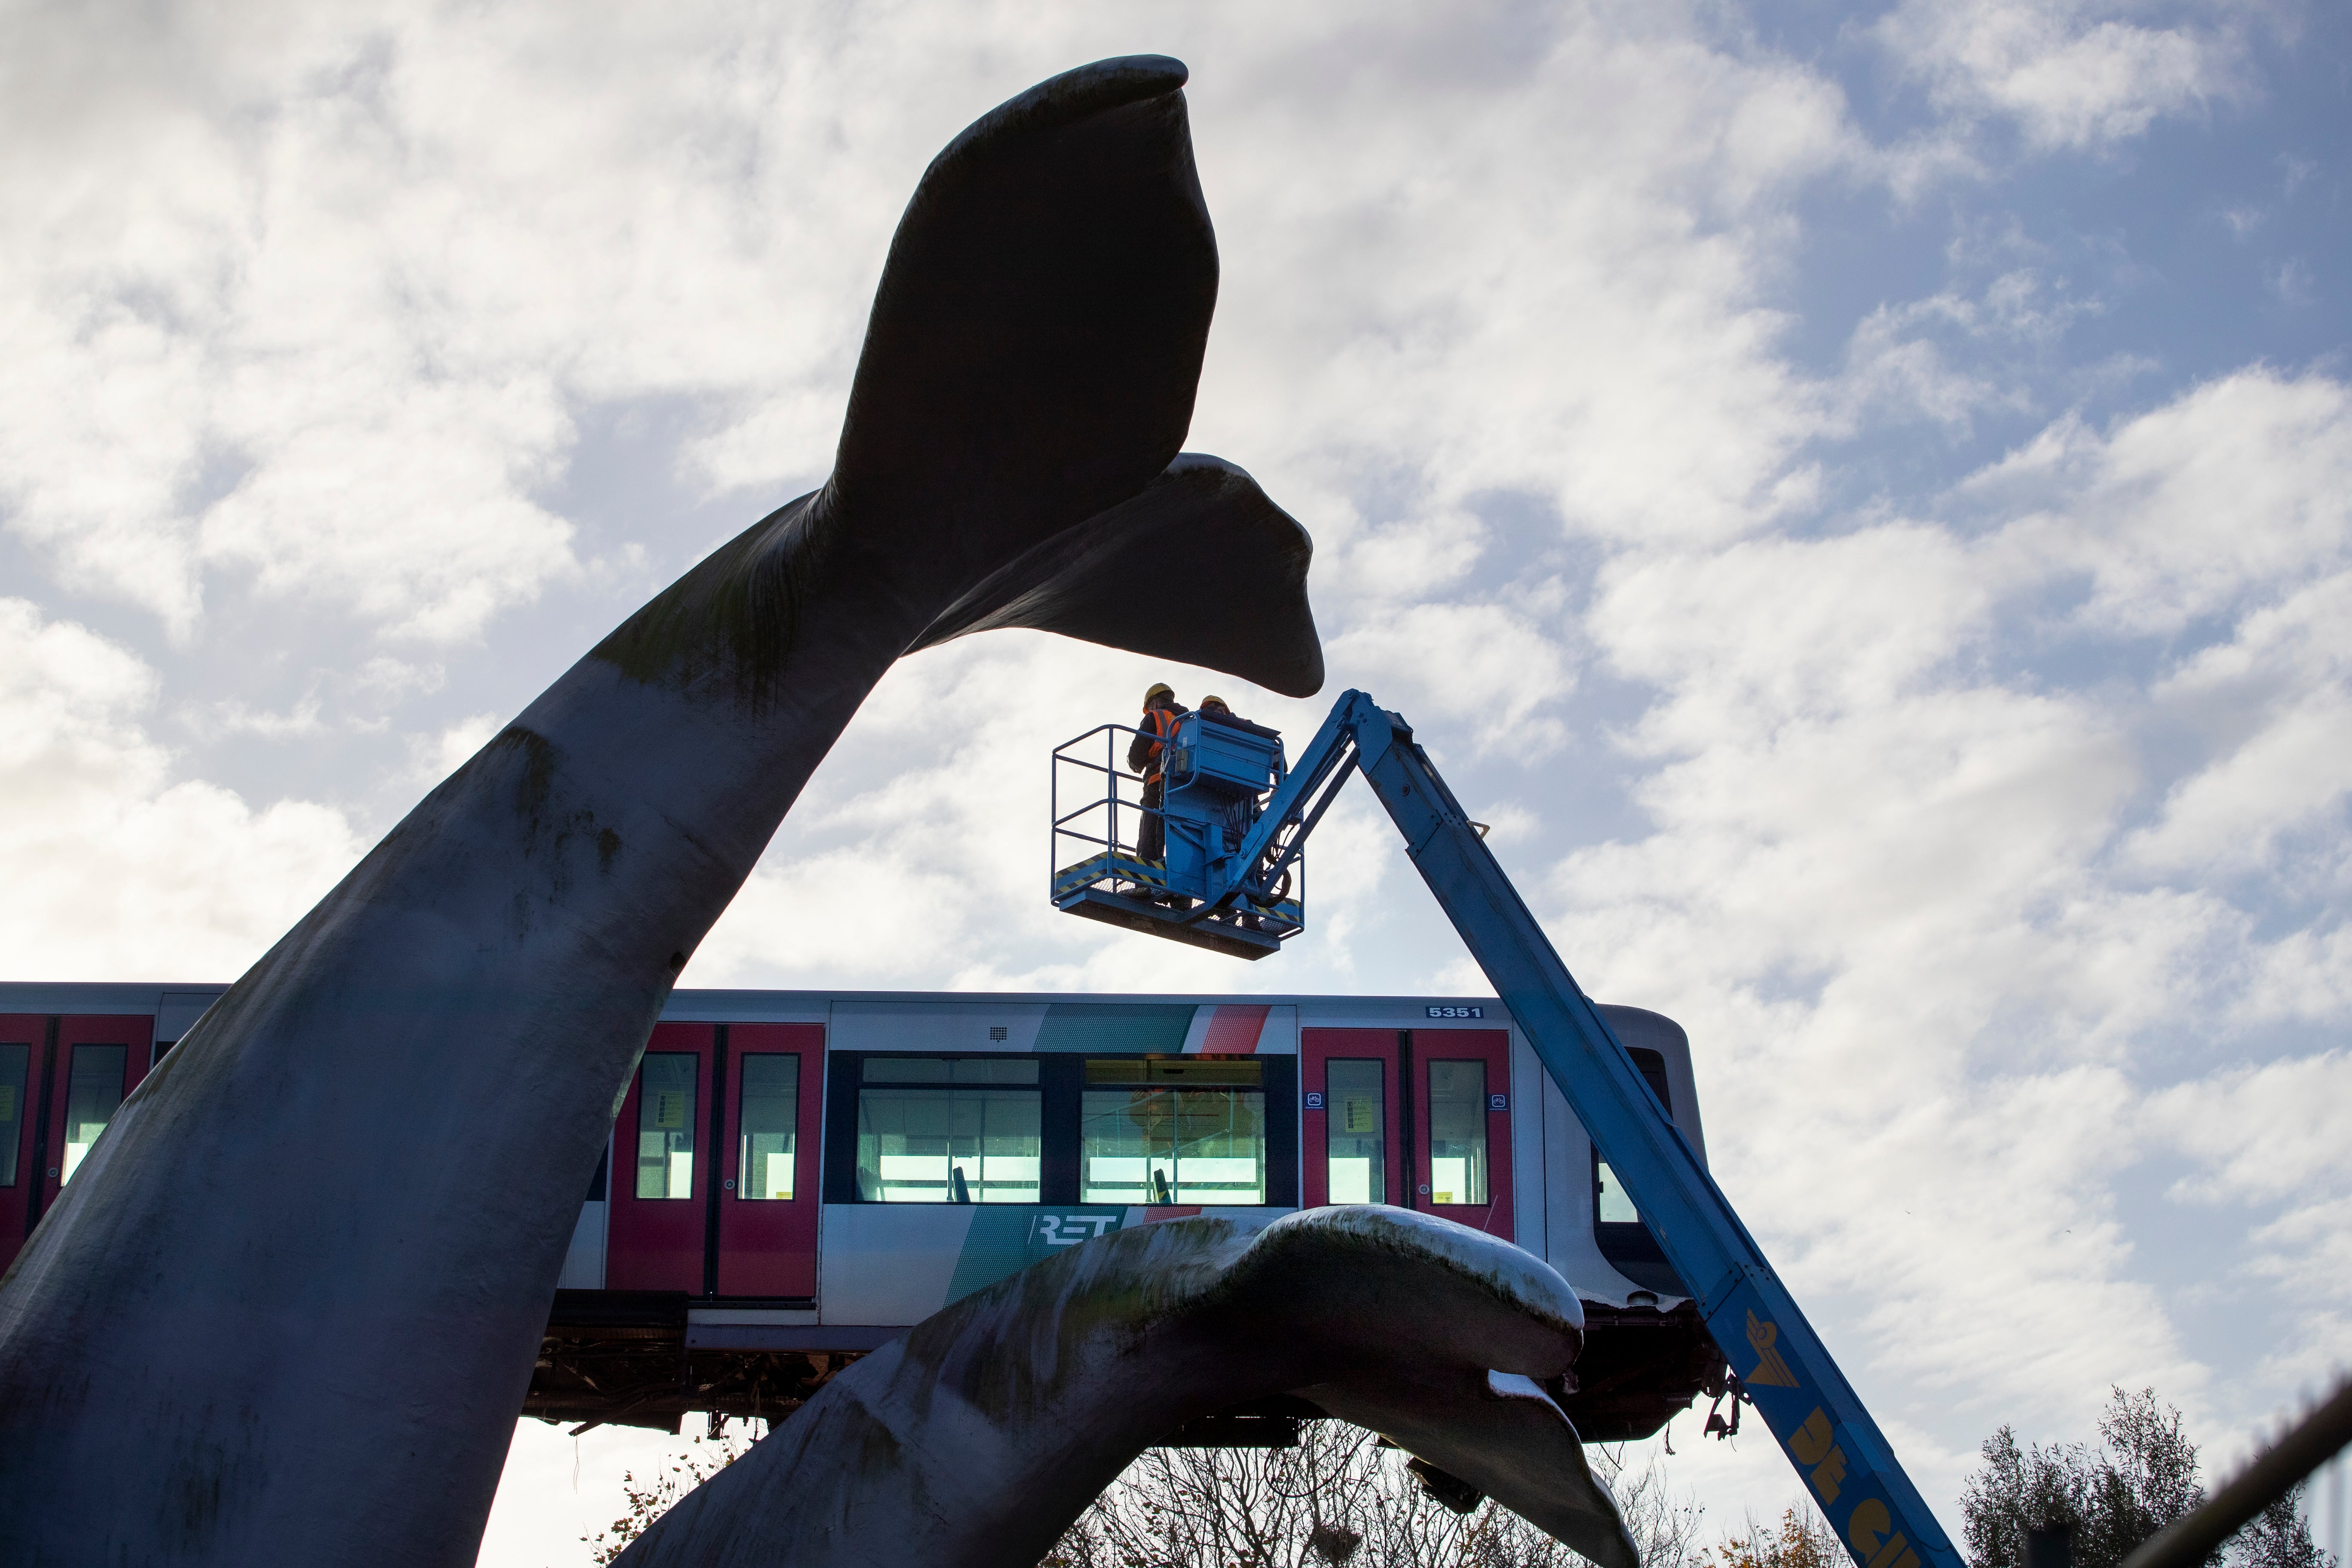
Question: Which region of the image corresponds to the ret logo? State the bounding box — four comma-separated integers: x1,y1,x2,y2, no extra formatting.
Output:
1032,1212,1120,1248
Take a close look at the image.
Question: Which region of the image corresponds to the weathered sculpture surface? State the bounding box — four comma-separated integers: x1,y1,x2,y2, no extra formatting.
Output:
617,1208,1636,1568
0,56,1625,1566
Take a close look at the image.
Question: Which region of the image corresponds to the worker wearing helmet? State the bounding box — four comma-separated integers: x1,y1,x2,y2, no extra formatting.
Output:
1126,682,1187,875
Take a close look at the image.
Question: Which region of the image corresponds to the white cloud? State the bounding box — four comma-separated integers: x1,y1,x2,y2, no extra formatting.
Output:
1843,308,2012,432
0,598,363,978
198,694,331,741
407,711,505,787
1978,371,2352,635
2243,1197,2352,1381
1874,0,2251,152
1320,509,1491,603
1595,524,2000,730
0,0,929,641
0,300,211,637
1969,373,2352,899
1832,271,2100,433
2145,1053,2352,1402
1539,364,2352,1481
1182,3,1859,555
199,376,581,643
1326,600,1579,756
0,2,2341,1557
2146,1050,2352,1204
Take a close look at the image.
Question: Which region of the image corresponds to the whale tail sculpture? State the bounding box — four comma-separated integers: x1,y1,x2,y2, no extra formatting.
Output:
0,55,1616,1568
589,54,1323,709
613,1208,1639,1568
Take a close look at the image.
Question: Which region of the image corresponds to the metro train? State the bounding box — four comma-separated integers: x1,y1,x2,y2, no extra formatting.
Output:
0,983,1727,1442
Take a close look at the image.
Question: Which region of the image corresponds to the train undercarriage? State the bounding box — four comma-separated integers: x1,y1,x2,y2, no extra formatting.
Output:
524,1290,1727,1446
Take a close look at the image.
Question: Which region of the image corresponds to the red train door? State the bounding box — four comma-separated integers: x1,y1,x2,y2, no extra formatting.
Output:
0,1014,41,1268
0,1015,157,1270
1412,1029,1513,1237
1302,1029,1403,1207
714,1024,822,1298
605,1023,716,1292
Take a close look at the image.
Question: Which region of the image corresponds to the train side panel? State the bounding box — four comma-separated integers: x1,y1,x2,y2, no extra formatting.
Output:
0,984,1725,1439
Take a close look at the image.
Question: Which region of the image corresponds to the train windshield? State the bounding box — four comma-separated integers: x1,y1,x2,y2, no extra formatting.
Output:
1596,1161,1639,1222
1595,1047,1672,1225
1080,1058,1266,1205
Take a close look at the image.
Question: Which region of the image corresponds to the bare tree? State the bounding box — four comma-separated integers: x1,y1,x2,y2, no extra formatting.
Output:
1040,1423,1703,1568
1602,1448,1708,1568
1705,1507,1843,1568
580,1424,762,1565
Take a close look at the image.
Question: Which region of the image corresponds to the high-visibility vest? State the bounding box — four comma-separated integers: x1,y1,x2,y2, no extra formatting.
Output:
1140,706,1182,783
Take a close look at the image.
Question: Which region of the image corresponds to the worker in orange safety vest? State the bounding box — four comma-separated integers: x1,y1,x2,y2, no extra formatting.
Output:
1125,682,1187,876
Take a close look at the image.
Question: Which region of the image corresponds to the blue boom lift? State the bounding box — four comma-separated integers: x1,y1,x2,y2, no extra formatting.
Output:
1051,689,1962,1568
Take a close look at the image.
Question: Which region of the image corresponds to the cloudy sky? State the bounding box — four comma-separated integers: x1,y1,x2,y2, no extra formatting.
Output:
5,0,2349,1561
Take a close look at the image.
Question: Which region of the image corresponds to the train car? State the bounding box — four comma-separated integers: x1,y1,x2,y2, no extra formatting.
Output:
0,983,1727,1442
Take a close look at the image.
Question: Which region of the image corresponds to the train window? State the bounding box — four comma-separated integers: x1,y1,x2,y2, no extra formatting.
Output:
737,1054,799,1201
60,1044,128,1186
862,1057,1038,1085
1594,1047,1672,1225
1324,1059,1385,1204
854,1057,1041,1203
1080,1058,1266,1205
1596,1161,1638,1222
1426,1059,1489,1206
635,1053,698,1200
0,1041,26,1187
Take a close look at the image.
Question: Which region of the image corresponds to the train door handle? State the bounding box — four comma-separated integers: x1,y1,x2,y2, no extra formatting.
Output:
723,1179,735,1191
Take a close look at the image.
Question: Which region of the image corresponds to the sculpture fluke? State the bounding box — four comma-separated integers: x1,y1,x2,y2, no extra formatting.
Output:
912,452,1324,696
612,1209,1638,1568
0,57,1318,1565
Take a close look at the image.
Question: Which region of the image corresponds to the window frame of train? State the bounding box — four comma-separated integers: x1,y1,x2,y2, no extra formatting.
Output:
824,1052,1297,1208
1589,1044,1687,1296
1300,1027,1512,1234
0,1014,157,1271
1078,1057,1272,1207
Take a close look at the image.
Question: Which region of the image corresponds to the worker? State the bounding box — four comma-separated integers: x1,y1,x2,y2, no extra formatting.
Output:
1126,682,1186,873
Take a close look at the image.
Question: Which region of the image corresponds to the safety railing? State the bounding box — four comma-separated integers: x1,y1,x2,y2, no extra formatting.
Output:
1050,721,1306,944
1050,721,1154,894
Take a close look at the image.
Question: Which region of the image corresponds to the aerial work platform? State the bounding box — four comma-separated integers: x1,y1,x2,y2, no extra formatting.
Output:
1051,710,1306,959
1051,688,1962,1568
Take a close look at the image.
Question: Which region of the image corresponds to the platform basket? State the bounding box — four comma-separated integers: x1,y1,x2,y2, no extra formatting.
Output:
1050,722,1305,961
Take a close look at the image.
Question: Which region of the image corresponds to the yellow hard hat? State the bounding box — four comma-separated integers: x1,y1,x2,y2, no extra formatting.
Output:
1201,695,1229,709
1144,682,1174,703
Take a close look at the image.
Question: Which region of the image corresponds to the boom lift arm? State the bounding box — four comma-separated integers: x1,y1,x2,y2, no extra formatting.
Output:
1148,690,1960,1568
